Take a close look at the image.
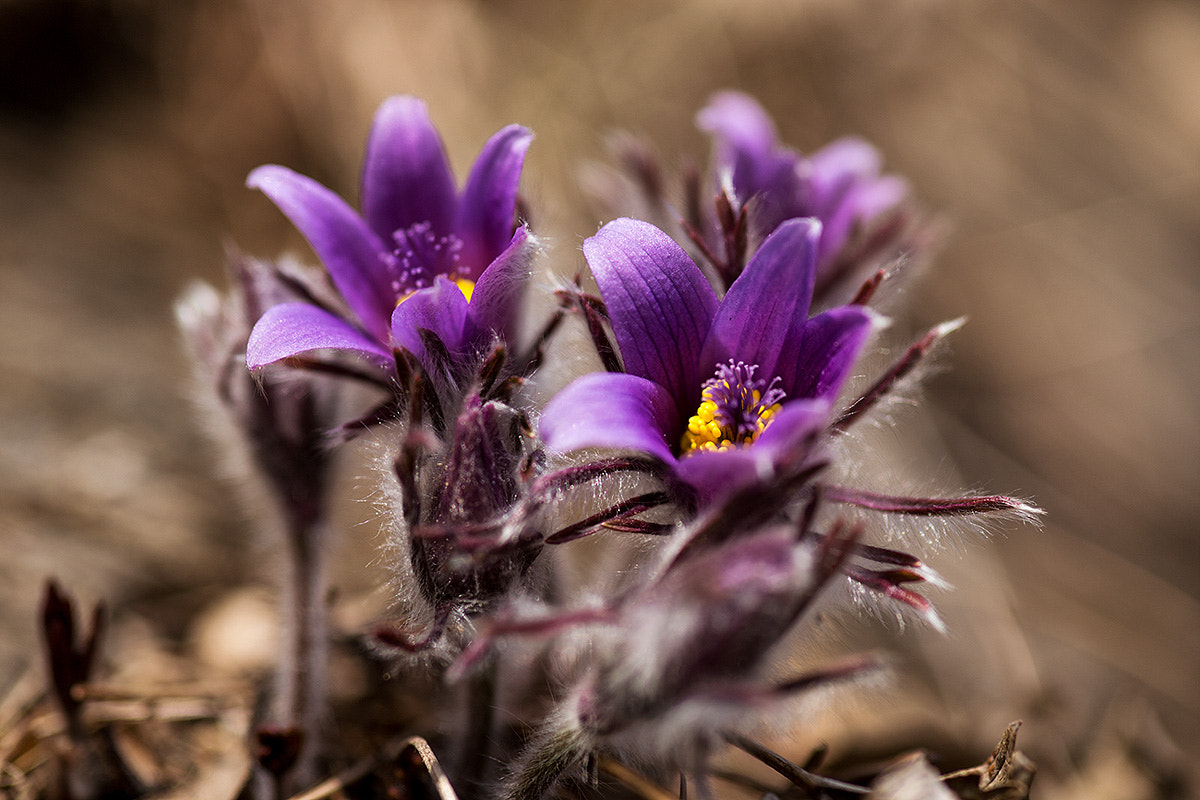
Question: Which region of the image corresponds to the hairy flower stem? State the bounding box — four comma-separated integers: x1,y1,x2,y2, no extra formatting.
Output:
456,656,499,791
269,515,329,792
502,714,592,800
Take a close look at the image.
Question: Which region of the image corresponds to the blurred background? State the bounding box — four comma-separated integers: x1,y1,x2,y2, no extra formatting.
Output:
1,0,1197,795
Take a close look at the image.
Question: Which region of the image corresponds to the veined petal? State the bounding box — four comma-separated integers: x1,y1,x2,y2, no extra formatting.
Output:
540,372,678,464
361,95,458,244
584,219,718,410
778,305,876,400
248,165,393,340
467,226,537,344
246,302,393,369
390,277,471,377
456,124,533,277
700,218,819,378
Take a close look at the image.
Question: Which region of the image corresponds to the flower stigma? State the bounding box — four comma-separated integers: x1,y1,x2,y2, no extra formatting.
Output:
680,361,786,454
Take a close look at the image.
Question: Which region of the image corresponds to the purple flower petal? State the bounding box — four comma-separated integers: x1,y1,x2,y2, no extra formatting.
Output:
814,175,908,272
700,218,819,379
466,226,537,344
697,91,805,232
456,124,533,277
584,219,718,410
361,96,457,244
752,398,830,452
778,305,875,400
390,277,471,376
672,447,764,500
850,174,907,220
248,165,394,341
246,302,393,369
697,92,784,188
540,372,679,464
807,137,882,194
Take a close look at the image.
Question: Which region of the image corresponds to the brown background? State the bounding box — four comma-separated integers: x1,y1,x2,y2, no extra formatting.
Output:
2,0,1197,791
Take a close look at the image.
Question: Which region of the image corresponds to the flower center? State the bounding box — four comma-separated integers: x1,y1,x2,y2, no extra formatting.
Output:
388,221,466,297
395,277,477,308
680,361,786,454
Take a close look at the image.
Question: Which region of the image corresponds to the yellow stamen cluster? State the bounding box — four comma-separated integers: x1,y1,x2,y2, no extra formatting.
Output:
395,278,477,307
454,278,476,303
680,385,781,454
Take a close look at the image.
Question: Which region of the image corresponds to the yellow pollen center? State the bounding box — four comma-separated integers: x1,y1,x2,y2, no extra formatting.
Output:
395,278,476,308
679,385,781,454
454,278,476,302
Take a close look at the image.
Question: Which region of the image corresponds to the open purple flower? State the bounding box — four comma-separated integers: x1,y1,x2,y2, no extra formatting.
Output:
540,217,874,502
697,91,909,287
245,95,537,385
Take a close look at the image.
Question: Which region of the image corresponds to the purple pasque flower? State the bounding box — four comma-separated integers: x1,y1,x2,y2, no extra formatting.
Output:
245,95,537,388
539,216,874,503
697,91,909,288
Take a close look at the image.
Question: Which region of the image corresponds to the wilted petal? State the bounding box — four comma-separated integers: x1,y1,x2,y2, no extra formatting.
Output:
778,305,875,400
246,302,393,369
467,226,537,343
540,372,678,464
584,219,717,410
456,124,533,276
700,218,819,378
248,165,393,340
361,95,458,245
390,277,471,376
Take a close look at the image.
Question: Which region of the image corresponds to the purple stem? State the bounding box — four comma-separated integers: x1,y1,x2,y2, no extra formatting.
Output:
823,485,1034,516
